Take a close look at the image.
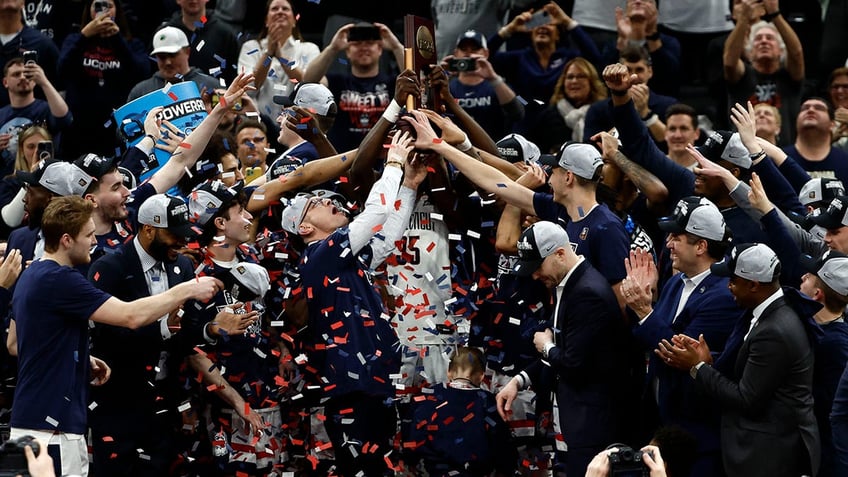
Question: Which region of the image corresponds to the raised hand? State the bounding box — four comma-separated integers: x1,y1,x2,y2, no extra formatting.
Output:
621,247,656,319
602,63,636,92
729,102,760,154
748,172,775,215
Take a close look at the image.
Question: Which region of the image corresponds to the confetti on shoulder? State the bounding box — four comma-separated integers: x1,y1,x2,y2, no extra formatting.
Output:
496,183,507,188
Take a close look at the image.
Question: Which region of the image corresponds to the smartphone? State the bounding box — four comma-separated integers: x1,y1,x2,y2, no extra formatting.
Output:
447,58,477,72
244,166,263,184
347,25,380,42
92,0,109,13
524,10,552,30
21,50,37,65
36,141,53,162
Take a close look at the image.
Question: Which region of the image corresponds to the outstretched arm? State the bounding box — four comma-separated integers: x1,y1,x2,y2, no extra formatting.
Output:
404,110,536,212
246,149,357,213
149,73,256,192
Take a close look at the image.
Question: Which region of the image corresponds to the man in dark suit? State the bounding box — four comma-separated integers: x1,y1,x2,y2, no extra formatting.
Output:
667,243,821,477
87,193,257,476
496,221,629,477
621,196,742,477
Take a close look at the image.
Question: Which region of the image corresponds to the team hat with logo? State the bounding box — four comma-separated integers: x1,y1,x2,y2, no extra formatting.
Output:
138,194,197,238
696,130,751,169
658,196,729,242
18,160,92,197
513,221,570,277
188,180,240,227
711,243,780,282
799,178,845,207
539,142,603,180
800,250,848,296
497,133,541,164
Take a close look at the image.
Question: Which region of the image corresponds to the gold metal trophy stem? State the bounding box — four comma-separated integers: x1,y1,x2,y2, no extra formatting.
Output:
404,47,415,111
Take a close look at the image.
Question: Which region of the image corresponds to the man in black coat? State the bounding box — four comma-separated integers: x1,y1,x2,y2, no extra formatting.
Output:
496,220,629,476
668,243,821,477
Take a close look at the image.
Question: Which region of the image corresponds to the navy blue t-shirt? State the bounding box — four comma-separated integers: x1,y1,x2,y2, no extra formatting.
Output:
783,144,848,187
0,99,72,161
299,227,401,398
11,260,110,434
326,72,395,152
449,77,508,140
533,193,629,284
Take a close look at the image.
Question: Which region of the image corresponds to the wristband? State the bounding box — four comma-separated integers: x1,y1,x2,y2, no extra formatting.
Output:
641,110,654,121
644,114,660,127
385,159,405,169
646,31,660,41
456,135,473,152
610,88,629,97
749,149,766,161
761,10,781,22
145,133,157,143
381,99,402,124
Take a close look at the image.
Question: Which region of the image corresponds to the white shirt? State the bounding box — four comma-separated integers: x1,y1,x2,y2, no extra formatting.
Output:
237,36,320,119
744,288,785,341
638,269,711,326
132,237,172,340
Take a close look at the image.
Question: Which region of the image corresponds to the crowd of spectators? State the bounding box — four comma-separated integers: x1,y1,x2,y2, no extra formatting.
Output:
3,0,848,476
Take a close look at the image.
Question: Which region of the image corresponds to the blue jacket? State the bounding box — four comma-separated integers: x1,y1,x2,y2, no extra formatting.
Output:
633,272,742,456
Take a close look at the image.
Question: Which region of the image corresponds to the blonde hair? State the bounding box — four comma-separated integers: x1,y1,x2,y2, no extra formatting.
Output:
15,125,50,172
753,102,781,129
550,57,608,107
449,346,485,376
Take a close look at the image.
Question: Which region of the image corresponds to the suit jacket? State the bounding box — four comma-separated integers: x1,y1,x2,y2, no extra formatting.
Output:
633,272,742,452
524,260,628,451
87,241,194,413
696,295,820,477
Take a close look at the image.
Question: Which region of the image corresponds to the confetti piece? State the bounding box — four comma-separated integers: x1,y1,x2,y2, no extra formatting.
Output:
432,138,442,144
246,48,259,55
168,91,178,101
196,40,205,51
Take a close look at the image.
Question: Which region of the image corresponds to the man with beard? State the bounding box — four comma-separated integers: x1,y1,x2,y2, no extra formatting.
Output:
89,72,255,261
7,159,91,263
303,21,404,152
86,193,259,477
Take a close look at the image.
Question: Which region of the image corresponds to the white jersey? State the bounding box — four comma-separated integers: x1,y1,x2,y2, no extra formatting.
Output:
387,194,453,345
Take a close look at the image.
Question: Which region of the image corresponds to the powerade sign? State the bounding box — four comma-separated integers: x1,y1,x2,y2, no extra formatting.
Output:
113,82,208,182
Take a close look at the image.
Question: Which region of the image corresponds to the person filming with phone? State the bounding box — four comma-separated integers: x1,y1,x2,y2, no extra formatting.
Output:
488,1,601,145
443,29,524,140
0,56,70,168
